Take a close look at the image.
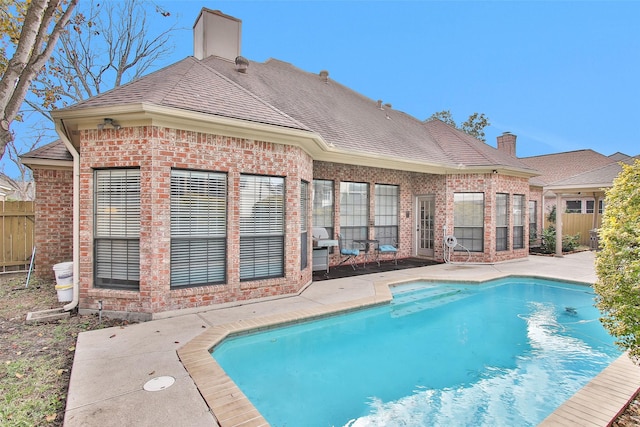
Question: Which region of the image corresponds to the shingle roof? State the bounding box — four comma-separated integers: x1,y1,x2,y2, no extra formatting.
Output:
608,152,632,162
52,55,535,173
201,57,534,171
548,156,638,189
520,149,615,185
61,57,307,131
21,139,72,162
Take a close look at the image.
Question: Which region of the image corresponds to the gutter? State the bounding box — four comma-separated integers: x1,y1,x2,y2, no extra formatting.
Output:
55,120,80,312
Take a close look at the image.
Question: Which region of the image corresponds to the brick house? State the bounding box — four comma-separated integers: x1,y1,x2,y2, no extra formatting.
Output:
22,9,543,319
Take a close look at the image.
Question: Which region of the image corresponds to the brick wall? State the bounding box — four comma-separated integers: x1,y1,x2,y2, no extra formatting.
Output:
78,126,313,315
32,168,74,280
32,124,540,316
313,163,535,264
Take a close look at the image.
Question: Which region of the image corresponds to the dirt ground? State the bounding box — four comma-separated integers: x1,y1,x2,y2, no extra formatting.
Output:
1,272,638,426
0,273,127,426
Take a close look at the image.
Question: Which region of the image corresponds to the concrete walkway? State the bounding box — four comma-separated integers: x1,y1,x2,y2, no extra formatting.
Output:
64,252,640,426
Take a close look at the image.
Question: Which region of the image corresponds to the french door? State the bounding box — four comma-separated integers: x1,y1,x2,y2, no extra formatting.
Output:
416,195,435,257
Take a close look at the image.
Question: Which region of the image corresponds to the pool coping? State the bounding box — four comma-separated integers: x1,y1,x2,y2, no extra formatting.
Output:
177,274,640,427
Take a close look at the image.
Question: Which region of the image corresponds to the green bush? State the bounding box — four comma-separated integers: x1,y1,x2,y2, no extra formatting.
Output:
539,226,580,254
594,159,640,361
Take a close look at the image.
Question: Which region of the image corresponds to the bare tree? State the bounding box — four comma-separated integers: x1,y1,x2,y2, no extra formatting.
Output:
0,0,78,158
27,0,177,113
5,0,176,181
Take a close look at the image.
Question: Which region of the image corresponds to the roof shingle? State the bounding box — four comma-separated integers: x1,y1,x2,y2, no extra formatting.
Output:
53,54,536,173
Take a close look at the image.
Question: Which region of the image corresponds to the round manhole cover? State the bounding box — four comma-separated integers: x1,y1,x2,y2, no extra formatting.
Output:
143,376,175,391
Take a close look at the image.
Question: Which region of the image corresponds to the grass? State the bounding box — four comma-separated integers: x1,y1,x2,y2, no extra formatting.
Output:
0,274,126,426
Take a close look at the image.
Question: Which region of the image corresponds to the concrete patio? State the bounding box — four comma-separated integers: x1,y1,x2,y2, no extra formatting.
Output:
63,251,640,426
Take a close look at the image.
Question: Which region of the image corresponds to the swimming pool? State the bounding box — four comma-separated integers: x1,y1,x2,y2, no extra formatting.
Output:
212,277,620,426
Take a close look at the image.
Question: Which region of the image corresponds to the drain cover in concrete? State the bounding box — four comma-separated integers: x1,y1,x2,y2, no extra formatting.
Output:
143,376,175,391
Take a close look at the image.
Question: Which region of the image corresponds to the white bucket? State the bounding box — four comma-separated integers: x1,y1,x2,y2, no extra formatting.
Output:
55,283,73,302
53,262,73,286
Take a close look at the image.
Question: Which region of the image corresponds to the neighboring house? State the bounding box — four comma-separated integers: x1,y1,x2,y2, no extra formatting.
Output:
20,140,73,277
21,8,557,319
543,156,638,247
520,150,632,221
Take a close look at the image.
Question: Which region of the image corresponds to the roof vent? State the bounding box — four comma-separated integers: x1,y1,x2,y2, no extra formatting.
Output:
377,100,383,110
235,56,249,73
384,103,392,109
319,70,329,83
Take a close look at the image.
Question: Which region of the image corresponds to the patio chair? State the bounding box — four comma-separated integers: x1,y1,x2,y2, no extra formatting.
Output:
337,233,360,270
375,240,398,266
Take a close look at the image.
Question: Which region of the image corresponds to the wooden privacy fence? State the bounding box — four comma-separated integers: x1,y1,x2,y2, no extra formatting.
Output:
561,213,602,246
0,201,35,273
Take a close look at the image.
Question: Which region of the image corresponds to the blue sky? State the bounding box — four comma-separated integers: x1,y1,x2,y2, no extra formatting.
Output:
9,0,639,178
152,0,640,158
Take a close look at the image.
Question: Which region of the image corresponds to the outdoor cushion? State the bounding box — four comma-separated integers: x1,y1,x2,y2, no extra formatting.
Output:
341,248,360,256
378,245,397,253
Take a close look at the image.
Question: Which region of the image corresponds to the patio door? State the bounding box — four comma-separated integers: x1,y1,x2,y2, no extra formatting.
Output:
416,195,435,257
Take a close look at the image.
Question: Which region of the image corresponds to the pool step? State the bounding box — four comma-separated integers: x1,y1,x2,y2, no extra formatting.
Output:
391,285,461,304
390,288,472,318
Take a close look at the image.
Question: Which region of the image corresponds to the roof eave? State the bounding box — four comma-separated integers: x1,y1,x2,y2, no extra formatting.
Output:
544,182,612,194
51,103,541,177
20,157,73,170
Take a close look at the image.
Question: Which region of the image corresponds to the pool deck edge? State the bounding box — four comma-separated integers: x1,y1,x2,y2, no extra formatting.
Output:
65,252,640,427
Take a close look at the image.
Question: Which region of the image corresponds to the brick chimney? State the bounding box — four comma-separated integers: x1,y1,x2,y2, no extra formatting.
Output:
193,8,241,61
497,132,517,157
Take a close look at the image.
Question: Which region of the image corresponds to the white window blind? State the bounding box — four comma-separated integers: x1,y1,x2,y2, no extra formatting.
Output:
496,193,509,251
170,170,227,288
339,182,369,246
300,181,309,270
239,175,285,280
453,192,485,252
374,184,399,246
513,194,525,249
94,169,140,289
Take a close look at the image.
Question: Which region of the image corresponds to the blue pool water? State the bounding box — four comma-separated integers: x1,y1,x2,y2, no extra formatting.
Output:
212,278,620,426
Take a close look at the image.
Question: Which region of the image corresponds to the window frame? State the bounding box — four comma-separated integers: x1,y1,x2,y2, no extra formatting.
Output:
453,192,484,252
94,168,141,290
513,194,525,249
339,182,369,249
170,169,227,289
300,180,309,270
496,193,509,251
239,174,285,281
528,200,538,241
313,179,335,242
566,200,582,213
374,184,399,247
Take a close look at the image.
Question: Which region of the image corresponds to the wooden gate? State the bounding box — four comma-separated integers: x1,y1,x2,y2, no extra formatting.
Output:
0,201,35,273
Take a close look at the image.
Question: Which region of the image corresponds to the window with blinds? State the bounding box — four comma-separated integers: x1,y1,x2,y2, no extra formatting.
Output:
513,194,525,249
94,169,140,289
300,181,309,270
453,192,484,252
374,184,399,246
313,179,335,250
496,193,509,251
529,200,538,241
239,174,285,281
339,182,369,247
170,170,227,288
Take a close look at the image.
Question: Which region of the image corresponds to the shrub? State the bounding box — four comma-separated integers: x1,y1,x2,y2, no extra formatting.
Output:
594,160,640,361
539,226,580,254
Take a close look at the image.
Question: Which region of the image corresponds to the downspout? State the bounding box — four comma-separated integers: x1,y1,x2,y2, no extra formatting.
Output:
55,121,80,312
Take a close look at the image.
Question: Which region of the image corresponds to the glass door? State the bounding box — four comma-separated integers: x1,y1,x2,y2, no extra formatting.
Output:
416,195,435,257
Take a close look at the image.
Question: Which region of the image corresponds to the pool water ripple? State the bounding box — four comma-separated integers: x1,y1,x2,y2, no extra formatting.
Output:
212,278,620,427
